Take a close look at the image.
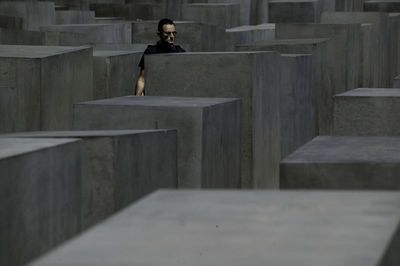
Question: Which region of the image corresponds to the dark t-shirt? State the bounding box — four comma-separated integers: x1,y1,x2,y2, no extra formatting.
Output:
138,42,186,70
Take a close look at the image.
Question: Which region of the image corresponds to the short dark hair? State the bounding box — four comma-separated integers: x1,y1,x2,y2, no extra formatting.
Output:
158,18,174,33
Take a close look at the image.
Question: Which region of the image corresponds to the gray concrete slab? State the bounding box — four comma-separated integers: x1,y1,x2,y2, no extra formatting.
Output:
389,13,400,85
145,51,281,188
27,189,400,266
280,54,316,158
40,23,132,45
74,96,241,189
55,10,95,24
0,28,44,45
281,136,400,190
336,0,364,10
334,88,400,135
394,75,400,87
0,138,82,266
321,12,391,87
93,50,142,100
0,15,22,29
269,0,322,23
236,38,331,135
0,87,16,133
183,3,241,29
0,1,55,30
1,129,177,229
226,23,275,46
364,0,400,12
0,45,93,131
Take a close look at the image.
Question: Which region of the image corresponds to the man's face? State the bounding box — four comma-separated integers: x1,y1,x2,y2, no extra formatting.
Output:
160,24,176,45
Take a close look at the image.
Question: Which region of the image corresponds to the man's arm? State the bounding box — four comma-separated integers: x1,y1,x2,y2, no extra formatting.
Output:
136,69,145,96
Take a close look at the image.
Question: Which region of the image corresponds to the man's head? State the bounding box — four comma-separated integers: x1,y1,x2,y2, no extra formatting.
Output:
157,18,177,46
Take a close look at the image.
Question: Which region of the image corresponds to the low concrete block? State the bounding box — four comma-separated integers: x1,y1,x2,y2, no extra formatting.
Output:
1,130,177,229
0,45,93,131
364,0,400,12
0,1,55,30
0,87,16,133
183,3,241,29
280,54,316,158
93,50,142,99
131,20,225,51
281,136,400,190
226,23,275,46
334,88,400,135
0,28,44,45
0,138,82,266
236,38,331,135
27,190,400,266
74,96,241,189
40,23,132,45
145,52,281,188
55,10,95,24
321,12,391,87
394,75,400,88
269,0,322,23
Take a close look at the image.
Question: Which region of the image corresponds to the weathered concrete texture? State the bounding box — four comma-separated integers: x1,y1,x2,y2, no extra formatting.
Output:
1,130,177,229
74,96,241,189
236,38,331,136
145,52,281,188
183,3,241,29
276,23,361,91
0,15,23,29
40,23,132,45
394,75,400,88
0,87,16,133
0,1,55,31
28,190,400,266
226,24,275,46
0,138,82,266
269,0,322,23
364,0,400,12
55,10,95,24
131,20,225,51
281,136,400,190
93,43,148,52
93,50,142,99
389,13,400,85
321,12,391,87
336,0,364,10
0,28,44,45
334,88,400,135
0,45,93,131
280,54,316,158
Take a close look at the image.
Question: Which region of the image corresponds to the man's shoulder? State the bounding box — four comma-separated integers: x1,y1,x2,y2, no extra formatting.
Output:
174,45,186,52
143,45,159,54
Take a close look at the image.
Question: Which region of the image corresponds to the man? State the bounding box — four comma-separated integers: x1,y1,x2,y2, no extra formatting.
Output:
136,18,186,96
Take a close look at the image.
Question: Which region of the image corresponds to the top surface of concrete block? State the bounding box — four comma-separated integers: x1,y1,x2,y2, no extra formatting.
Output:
0,137,79,159
239,37,329,46
0,44,90,58
0,129,171,138
78,95,240,108
226,24,275,32
281,136,400,163
28,189,400,266
93,50,141,57
336,88,400,97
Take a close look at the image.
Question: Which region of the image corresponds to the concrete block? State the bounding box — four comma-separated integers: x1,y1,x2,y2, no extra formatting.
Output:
0,45,93,131
281,136,400,190
183,3,241,29
334,88,400,135
279,54,316,158
0,15,23,29
226,23,275,46
236,38,332,135
321,12,391,87
0,138,82,266
131,20,224,51
276,23,362,111
27,190,400,266
145,52,281,188
40,23,132,45
336,0,364,11
364,0,400,12
74,96,241,189
0,1,55,31
394,75,400,87
93,43,148,52
250,0,270,24
389,13,400,85
0,87,16,133
1,130,177,229
93,50,142,99
269,0,322,23
0,28,44,45
56,10,95,24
